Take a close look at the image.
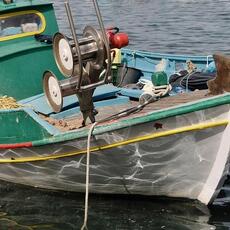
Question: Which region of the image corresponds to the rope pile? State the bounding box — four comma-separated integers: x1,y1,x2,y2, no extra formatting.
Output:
0,96,21,109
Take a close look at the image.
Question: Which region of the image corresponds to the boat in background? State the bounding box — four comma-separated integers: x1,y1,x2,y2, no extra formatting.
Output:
0,0,230,206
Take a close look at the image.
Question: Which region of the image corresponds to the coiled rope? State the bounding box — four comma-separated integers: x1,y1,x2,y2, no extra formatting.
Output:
138,79,172,104
0,96,21,109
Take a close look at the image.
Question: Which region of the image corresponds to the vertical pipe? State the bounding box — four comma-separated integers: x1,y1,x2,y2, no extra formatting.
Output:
92,0,112,82
64,1,83,89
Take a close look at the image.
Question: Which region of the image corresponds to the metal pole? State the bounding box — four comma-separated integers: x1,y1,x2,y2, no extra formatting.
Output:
64,1,83,89
92,0,112,83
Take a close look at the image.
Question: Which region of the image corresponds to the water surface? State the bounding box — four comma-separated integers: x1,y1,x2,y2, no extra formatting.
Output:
0,181,224,230
54,0,230,55
1,0,230,229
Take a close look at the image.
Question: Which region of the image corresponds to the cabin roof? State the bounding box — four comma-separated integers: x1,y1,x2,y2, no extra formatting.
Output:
0,0,53,12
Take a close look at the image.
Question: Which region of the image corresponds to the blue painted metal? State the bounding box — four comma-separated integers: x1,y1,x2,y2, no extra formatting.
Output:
121,48,213,63
121,48,213,81
51,95,130,120
19,84,121,115
118,88,143,99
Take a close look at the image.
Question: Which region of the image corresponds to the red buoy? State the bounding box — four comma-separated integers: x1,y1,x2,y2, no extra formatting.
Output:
110,33,129,49
107,27,129,49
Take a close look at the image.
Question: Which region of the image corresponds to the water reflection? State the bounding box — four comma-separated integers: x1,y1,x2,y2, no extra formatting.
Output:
209,206,230,230
0,181,224,230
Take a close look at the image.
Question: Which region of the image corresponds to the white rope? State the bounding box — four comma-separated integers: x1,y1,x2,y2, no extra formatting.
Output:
139,79,172,100
80,78,171,229
81,122,98,230
153,84,172,97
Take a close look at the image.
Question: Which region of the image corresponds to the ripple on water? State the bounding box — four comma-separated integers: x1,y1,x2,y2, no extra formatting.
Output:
53,0,230,55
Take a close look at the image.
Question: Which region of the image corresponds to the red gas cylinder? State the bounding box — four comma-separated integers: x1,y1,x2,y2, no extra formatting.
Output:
107,27,129,49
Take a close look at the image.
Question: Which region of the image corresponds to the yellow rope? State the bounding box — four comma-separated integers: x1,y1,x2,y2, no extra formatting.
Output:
0,119,228,164
0,96,21,109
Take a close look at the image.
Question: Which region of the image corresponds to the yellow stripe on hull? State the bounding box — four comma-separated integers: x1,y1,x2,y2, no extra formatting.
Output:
0,120,228,163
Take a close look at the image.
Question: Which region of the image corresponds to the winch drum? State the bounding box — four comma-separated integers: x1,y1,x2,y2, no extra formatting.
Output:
53,26,106,78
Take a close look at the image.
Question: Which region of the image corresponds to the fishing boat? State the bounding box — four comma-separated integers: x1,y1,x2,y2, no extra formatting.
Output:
0,0,230,207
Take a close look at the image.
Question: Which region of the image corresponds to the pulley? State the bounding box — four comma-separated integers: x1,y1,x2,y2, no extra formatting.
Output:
43,0,129,127
53,26,106,78
43,71,81,113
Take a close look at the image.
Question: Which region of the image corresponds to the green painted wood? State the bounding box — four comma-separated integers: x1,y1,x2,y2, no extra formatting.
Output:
0,3,63,100
0,109,51,144
0,0,52,13
0,91,229,146
0,44,62,100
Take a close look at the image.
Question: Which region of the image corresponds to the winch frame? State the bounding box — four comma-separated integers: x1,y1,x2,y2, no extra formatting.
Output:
63,0,111,91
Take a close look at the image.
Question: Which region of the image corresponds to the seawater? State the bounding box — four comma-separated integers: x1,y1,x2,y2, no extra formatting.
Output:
0,0,230,229
0,181,227,230
54,0,230,55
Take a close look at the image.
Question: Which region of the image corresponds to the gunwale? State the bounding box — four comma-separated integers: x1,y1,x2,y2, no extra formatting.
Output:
39,90,230,145
1,89,230,148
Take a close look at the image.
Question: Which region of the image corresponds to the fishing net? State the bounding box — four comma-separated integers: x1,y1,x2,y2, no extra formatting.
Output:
0,96,21,109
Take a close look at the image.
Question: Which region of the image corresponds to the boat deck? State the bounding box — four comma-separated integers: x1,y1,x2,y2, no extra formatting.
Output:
42,89,211,132
143,89,210,112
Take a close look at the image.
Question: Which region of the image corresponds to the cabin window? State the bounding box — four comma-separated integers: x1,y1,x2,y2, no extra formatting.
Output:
0,10,46,41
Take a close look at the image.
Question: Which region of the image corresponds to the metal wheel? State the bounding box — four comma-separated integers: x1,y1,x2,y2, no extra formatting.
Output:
43,71,63,113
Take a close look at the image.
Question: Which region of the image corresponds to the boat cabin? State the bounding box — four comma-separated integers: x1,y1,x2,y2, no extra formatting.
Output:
0,0,62,100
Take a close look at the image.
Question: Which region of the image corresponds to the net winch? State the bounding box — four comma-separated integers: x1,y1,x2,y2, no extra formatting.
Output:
43,0,128,126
